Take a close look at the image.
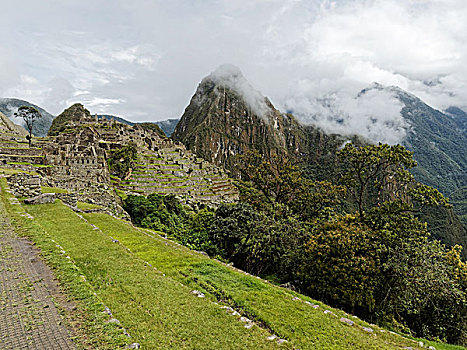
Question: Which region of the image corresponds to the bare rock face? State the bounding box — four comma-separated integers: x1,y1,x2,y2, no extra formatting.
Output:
172,65,347,178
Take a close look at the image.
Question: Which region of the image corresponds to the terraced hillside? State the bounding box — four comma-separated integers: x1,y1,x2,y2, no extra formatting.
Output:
0,116,51,174
112,146,237,202
2,180,463,350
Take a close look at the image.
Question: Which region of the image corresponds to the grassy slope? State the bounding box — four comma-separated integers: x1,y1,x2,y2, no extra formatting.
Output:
0,179,128,349
22,201,282,349
83,212,466,350
0,183,462,349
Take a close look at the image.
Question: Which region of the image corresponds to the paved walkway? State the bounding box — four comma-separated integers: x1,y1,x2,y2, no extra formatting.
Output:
0,198,75,349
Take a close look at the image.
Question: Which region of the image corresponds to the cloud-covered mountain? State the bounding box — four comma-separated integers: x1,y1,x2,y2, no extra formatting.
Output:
173,65,466,253
358,84,467,225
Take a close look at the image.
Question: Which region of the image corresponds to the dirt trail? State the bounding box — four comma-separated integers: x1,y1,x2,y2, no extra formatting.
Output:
0,199,75,349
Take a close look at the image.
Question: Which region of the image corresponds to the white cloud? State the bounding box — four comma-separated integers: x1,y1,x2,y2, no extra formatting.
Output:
0,0,466,144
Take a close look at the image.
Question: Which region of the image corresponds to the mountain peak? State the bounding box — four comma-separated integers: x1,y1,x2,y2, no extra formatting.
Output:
207,64,244,82
200,64,270,119
48,103,93,136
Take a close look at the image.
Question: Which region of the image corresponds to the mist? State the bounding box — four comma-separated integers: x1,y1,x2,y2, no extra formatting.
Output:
1,0,466,144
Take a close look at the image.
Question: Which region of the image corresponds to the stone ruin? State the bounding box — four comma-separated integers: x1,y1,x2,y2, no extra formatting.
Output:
0,107,238,214
6,173,41,198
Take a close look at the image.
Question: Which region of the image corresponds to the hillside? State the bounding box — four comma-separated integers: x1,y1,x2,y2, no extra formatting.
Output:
360,84,467,226
1,178,462,350
156,118,179,136
0,98,55,137
172,64,346,175
172,66,466,254
99,114,176,137
0,111,28,136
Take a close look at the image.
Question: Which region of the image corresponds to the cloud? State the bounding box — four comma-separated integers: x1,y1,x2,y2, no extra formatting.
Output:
0,0,466,144
204,64,270,119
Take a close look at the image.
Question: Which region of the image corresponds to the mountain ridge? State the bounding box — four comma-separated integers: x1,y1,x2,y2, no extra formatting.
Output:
0,98,55,137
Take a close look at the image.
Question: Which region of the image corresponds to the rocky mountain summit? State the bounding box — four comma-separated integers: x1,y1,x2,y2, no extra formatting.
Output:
173,65,466,255
172,65,345,175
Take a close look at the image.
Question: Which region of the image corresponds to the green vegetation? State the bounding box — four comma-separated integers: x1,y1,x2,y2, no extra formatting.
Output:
20,201,283,349
77,201,103,211
108,142,138,179
1,172,464,349
85,206,465,350
124,145,466,346
41,186,69,193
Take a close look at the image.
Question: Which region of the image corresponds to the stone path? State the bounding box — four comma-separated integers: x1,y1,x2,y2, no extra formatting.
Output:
0,200,75,349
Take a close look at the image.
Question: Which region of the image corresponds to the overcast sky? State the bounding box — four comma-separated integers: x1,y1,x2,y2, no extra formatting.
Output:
1,0,466,142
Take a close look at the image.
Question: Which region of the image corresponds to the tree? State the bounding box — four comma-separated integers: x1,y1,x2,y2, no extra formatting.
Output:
337,142,448,217
236,150,344,220
14,106,42,147
108,142,138,179
299,214,380,312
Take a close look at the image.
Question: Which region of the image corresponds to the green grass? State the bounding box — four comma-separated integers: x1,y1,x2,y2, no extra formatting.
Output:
0,167,39,175
41,186,69,194
77,201,103,211
21,201,283,349
6,161,52,168
79,211,465,350
2,182,464,349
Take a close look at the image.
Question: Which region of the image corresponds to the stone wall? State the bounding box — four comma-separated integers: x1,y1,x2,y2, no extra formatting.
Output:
56,193,78,208
7,173,41,197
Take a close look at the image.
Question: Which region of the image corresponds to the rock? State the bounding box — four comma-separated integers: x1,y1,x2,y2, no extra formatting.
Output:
23,177,41,186
107,318,120,324
362,327,374,333
103,307,112,316
428,346,436,350
277,339,287,345
340,317,354,326
419,341,424,347
292,296,300,301
126,343,140,349
305,301,319,309
267,335,277,341
279,282,296,291
24,193,56,205
190,290,205,298
324,310,337,317
244,323,254,329
239,316,251,323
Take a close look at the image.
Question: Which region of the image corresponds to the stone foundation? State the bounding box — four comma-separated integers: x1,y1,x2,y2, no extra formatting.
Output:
7,173,41,197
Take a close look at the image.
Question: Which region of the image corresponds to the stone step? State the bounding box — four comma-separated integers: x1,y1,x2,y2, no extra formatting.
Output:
0,154,45,164
0,146,43,156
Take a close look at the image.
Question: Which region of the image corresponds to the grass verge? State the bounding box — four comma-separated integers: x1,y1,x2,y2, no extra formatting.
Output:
0,179,128,349
82,211,466,350
21,200,284,349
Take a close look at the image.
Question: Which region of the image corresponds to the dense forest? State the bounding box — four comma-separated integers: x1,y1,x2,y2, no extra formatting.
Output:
123,142,467,346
